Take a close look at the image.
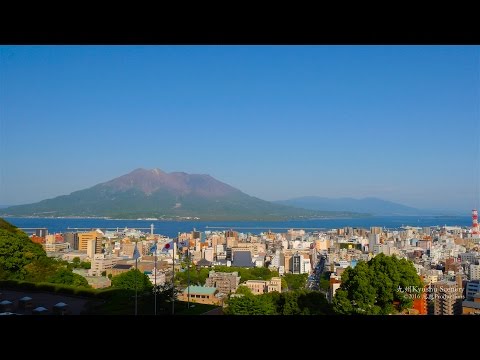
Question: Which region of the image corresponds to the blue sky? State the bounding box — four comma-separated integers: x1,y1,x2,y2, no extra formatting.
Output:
1,45,479,212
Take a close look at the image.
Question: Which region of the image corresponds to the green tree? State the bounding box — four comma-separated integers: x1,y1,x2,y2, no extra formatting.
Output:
111,269,152,292
0,228,46,279
225,289,331,315
48,268,90,287
282,291,301,315
225,294,259,315
0,218,24,234
80,261,91,269
332,254,423,315
319,272,330,291
23,257,63,282
283,273,308,291
175,267,210,286
72,257,81,268
297,290,332,315
213,266,278,282
235,285,253,296
152,282,179,304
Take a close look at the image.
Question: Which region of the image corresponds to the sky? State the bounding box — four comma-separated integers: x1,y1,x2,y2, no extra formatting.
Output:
0,45,479,212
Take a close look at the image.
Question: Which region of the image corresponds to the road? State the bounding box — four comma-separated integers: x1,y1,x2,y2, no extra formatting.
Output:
306,254,326,293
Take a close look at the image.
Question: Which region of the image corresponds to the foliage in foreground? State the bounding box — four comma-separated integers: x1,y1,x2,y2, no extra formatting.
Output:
0,219,91,288
225,289,333,315
332,253,423,315
283,273,308,290
111,269,152,292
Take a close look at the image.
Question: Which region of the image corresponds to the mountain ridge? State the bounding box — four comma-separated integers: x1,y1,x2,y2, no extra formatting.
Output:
2,169,367,220
274,196,455,216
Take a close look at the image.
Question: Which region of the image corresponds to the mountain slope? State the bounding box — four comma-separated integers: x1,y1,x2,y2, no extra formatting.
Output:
2,169,366,220
275,196,430,216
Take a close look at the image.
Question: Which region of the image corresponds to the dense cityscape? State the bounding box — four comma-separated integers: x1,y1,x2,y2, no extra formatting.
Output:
1,210,479,315
1,46,478,317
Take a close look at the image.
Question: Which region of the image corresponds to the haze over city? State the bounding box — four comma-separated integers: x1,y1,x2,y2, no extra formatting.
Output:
1,45,478,212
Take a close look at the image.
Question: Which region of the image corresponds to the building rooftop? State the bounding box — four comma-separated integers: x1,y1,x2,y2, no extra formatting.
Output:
246,280,267,284
112,264,133,270
183,286,217,295
232,251,253,267
196,258,212,267
462,301,480,310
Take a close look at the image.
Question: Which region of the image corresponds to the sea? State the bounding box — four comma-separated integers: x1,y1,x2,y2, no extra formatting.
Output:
5,216,472,238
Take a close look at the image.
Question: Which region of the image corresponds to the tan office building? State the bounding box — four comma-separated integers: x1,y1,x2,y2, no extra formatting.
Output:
78,231,102,252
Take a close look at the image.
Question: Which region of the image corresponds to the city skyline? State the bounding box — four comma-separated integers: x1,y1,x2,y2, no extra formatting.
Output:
1,45,479,211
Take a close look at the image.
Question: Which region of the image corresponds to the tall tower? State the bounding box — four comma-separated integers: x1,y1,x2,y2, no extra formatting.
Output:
472,209,479,236
150,223,154,236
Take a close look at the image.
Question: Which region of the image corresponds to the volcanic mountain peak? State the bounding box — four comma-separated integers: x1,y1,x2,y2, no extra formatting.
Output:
101,168,238,197
2,168,368,220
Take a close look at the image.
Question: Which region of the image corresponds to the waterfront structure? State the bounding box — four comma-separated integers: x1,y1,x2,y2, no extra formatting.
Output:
472,209,479,237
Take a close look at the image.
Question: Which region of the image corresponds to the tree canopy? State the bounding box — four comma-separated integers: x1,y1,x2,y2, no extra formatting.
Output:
0,228,48,279
111,269,152,292
283,273,308,291
0,218,91,287
225,289,332,315
48,268,90,287
175,267,210,286
332,253,423,315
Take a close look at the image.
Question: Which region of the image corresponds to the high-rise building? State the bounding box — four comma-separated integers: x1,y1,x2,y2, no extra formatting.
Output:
368,233,380,253
292,253,302,274
192,229,201,240
45,234,55,245
472,209,479,237
64,232,79,250
470,264,480,281
226,236,237,248
35,228,48,237
370,227,383,235
224,230,238,240
433,280,463,315
78,231,100,251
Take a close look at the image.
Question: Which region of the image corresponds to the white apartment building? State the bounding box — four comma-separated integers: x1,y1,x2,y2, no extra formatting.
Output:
89,254,120,276
470,264,480,281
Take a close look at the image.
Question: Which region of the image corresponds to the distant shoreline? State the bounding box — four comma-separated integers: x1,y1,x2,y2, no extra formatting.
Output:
1,215,371,221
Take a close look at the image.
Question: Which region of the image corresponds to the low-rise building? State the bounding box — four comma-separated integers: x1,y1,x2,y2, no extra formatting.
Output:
465,280,480,301
178,286,220,305
244,277,282,295
89,255,120,276
205,271,240,295
462,293,480,315
267,277,281,293
106,263,133,277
